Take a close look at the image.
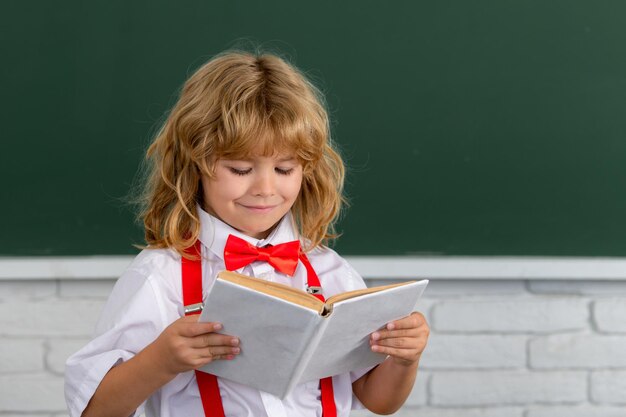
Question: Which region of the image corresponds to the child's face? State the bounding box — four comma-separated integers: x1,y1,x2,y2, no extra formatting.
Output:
201,154,303,239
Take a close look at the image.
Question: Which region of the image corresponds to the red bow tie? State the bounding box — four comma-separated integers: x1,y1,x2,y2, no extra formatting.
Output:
223,234,301,276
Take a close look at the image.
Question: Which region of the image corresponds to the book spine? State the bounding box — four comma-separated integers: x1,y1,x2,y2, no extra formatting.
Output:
287,316,331,391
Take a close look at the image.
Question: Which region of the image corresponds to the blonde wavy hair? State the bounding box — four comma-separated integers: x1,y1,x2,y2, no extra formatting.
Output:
139,50,346,257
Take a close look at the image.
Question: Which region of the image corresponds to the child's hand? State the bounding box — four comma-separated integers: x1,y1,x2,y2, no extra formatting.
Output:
151,315,240,376
370,311,429,367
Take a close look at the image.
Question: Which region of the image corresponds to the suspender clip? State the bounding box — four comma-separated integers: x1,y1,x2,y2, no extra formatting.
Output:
184,302,204,315
306,286,322,295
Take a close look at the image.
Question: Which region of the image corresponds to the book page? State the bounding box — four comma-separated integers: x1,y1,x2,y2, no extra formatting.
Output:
298,279,429,383
325,280,416,305
218,271,324,313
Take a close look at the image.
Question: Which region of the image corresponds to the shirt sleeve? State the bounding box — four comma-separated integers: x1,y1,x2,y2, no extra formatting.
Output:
64,265,169,417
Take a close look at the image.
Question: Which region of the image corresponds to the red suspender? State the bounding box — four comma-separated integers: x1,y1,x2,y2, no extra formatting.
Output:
182,242,226,417
182,242,337,417
182,241,203,308
299,253,337,417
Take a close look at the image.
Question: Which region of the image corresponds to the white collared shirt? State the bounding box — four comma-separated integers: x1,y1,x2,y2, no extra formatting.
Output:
65,208,371,417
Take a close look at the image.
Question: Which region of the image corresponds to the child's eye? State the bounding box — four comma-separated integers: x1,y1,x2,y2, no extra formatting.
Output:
275,167,294,175
228,167,252,176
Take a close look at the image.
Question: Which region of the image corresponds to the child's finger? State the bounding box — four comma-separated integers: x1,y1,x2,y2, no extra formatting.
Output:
370,344,421,363
191,333,239,349
198,345,241,360
372,336,416,349
179,321,224,337
370,327,420,342
385,312,427,331
371,312,428,340
372,333,428,350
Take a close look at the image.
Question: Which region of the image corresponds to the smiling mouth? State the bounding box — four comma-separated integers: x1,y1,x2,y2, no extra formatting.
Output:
240,204,276,213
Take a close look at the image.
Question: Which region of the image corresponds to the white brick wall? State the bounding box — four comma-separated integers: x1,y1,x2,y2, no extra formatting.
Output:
2,277,626,416
591,370,626,404
431,299,589,333
529,334,626,368
594,299,626,332
0,279,105,416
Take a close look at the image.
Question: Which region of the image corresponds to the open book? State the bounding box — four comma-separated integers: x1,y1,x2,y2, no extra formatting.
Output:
197,270,428,398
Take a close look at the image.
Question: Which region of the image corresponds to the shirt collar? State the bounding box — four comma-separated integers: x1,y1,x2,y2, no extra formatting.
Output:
197,205,299,261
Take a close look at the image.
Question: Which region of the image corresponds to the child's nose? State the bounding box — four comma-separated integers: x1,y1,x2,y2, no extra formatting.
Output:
251,172,275,196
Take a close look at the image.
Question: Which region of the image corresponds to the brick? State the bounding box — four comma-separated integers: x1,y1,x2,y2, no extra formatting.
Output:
528,405,626,417
351,407,524,417
431,299,588,333
431,371,587,405
0,280,56,300
530,334,626,368
529,280,626,295
46,338,91,374
0,338,45,372
594,299,626,332
0,300,103,336
0,374,66,411
421,280,526,296
405,407,523,417
591,370,626,404
421,334,526,369
58,279,115,298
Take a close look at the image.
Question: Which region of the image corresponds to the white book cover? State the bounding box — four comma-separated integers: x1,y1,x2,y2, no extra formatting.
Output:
197,275,428,398
298,280,428,383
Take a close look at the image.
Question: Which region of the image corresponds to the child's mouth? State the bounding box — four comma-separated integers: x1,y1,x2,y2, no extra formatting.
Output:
240,204,276,213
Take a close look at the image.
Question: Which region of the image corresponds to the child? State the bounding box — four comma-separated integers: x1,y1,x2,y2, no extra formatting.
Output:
65,50,429,417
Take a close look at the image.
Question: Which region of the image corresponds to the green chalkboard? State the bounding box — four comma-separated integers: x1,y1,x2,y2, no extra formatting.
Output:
2,1,626,256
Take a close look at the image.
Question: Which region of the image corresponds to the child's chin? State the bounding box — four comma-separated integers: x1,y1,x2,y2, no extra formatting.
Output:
248,224,280,239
